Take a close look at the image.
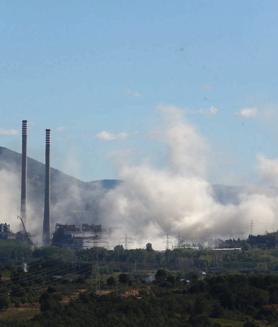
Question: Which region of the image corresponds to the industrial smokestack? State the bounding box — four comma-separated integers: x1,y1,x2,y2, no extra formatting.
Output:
43,129,51,246
21,120,27,227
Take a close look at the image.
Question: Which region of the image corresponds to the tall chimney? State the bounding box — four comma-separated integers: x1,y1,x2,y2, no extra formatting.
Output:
21,120,27,226
43,129,51,246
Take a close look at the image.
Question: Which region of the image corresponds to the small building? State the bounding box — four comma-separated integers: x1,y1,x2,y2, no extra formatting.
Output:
0,223,10,233
212,248,242,252
0,223,16,240
143,274,156,284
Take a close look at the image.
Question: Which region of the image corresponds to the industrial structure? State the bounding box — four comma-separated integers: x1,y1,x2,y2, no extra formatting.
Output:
0,120,109,249
0,222,32,243
52,223,109,249
20,120,27,227
17,216,33,246
0,223,15,240
43,129,51,246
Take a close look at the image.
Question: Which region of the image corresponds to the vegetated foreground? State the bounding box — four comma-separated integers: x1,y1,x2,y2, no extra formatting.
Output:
0,236,278,326
1,272,278,327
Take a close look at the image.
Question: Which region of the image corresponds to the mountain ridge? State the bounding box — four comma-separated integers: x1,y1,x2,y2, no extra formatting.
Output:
0,146,117,227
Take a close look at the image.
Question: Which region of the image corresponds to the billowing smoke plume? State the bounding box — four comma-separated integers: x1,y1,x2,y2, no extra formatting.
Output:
0,146,106,245
0,167,39,236
100,106,278,249
1,107,278,249
257,154,278,186
0,169,21,230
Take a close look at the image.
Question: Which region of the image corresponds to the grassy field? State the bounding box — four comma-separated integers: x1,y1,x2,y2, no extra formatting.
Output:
211,318,275,327
0,307,39,321
211,318,244,327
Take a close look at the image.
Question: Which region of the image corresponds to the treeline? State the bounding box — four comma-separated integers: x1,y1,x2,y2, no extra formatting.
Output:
3,234,278,279
3,240,278,274
0,240,31,264
221,231,278,250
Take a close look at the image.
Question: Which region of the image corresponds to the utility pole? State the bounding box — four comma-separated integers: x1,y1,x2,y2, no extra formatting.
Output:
166,233,170,251
124,233,128,250
250,219,254,235
95,248,100,292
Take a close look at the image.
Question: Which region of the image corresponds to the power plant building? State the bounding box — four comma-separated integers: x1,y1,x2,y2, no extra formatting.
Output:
17,120,108,249
0,223,15,240
0,223,30,242
52,223,108,249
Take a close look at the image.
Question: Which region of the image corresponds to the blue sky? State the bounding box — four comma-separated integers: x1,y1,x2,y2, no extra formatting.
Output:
0,0,278,182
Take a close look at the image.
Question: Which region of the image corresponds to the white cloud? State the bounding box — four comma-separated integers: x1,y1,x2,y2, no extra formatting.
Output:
208,106,219,115
183,106,219,116
0,128,18,136
127,89,142,97
96,131,128,141
239,107,257,119
99,106,278,249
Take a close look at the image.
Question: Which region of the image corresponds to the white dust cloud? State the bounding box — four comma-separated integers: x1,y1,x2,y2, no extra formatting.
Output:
100,106,278,249
0,106,278,249
0,169,21,230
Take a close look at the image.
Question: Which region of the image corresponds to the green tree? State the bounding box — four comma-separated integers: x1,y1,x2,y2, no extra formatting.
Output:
39,291,61,312
193,296,209,315
210,302,224,318
243,320,259,327
189,314,212,327
0,292,9,310
118,273,129,284
114,245,124,255
166,274,176,285
146,243,153,251
107,276,116,286
155,269,167,283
